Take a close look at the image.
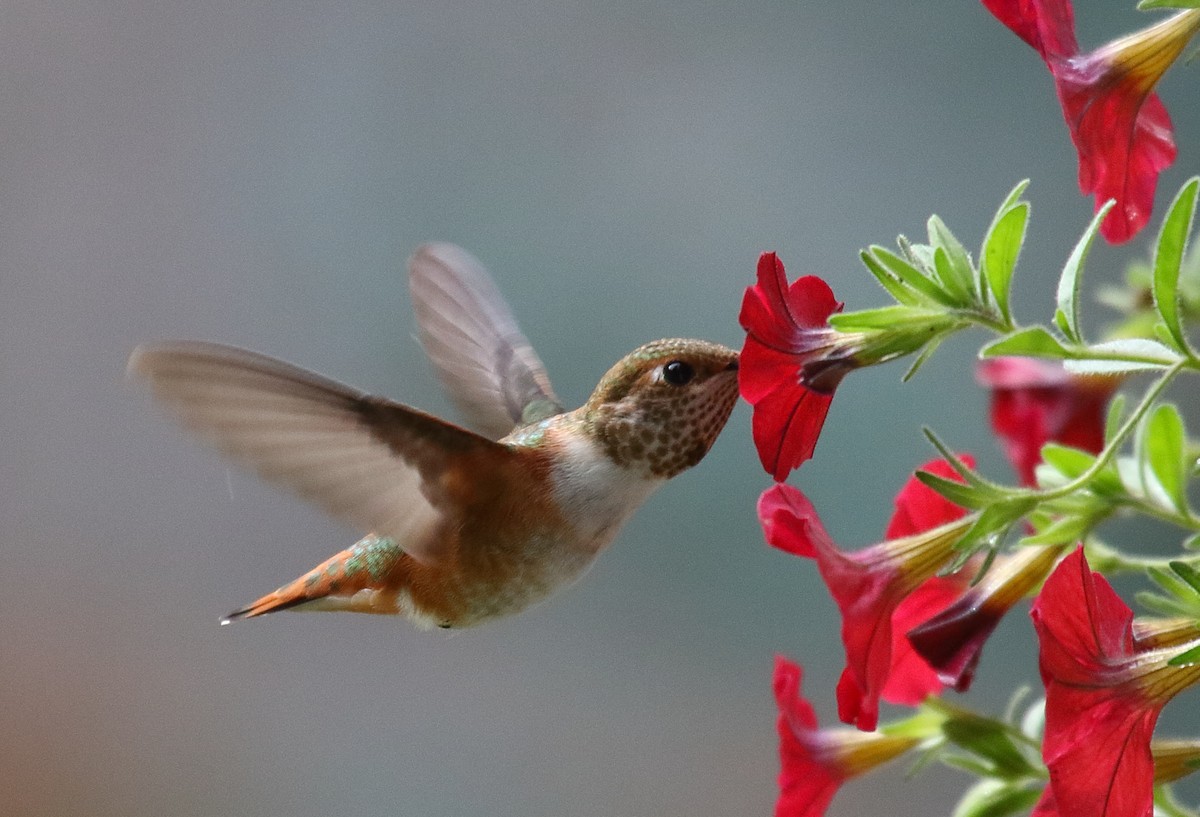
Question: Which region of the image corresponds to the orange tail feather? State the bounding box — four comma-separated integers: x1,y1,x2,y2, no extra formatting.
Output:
221,534,408,624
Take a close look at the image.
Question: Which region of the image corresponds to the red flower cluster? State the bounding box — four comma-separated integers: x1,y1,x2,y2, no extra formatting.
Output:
761,456,1072,731
982,0,1200,243
739,252,844,481
1032,548,1200,817
760,459,975,730
977,357,1120,485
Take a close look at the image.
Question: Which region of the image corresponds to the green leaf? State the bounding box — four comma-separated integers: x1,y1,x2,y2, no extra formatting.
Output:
921,427,1009,492
1169,561,1200,595
1105,393,1127,444
942,718,1037,779
903,334,945,382
1153,177,1199,354
1061,338,1183,374
994,179,1032,215
1148,565,1197,601
867,246,958,307
1138,0,1200,8
829,305,944,331
1168,643,1200,667
981,202,1029,326
915,473,989,509
1056,200,1116,343
959,499,1038,549
929,215,977,303
860,250,926,306
1020,513,1096,546
942,754,1003,778
953,780,1044,817
1039,444,1096,480
1137,590,1192,618
981,327,1070,358
1145,404,1189,513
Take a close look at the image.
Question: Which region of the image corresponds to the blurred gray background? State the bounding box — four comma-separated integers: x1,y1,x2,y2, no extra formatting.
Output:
3,1,1198,815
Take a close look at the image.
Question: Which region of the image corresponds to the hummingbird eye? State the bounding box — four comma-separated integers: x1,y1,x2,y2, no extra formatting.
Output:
661,360,695,386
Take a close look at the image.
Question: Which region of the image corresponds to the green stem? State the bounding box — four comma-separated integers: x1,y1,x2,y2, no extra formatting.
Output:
1113,494,1200,532
1086,539,1200,574
1031,361,1186,502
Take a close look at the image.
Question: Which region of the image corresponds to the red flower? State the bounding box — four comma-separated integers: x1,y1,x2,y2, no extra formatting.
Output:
739,252,844,481
977,357,1119,486
1031,547,1200,817
760,458,974,730
982,0,1200,243
774,656,919,817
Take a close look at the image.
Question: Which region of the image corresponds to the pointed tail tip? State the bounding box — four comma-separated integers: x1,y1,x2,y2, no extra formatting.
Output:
220,606,253,626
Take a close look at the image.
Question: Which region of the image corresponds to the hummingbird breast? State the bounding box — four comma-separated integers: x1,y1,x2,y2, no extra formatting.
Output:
399,422,657,628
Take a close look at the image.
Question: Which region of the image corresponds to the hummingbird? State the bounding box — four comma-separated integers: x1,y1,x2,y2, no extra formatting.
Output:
129,243,740,629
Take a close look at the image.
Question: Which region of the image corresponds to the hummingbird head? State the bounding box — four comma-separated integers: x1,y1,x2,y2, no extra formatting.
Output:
583,338,740,478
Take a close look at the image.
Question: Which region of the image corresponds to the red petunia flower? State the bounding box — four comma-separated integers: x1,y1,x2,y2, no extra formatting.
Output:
982,0,1200,243
739,252,844,481
760,458,974,730
977,357,1120,486
773,656,920,817
1031,547,1200,817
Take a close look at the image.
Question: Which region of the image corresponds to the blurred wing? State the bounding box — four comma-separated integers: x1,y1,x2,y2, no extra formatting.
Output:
408,243,563,439
129,341,516,565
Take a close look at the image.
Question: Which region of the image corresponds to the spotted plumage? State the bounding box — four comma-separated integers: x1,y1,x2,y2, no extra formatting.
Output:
130,243,739,629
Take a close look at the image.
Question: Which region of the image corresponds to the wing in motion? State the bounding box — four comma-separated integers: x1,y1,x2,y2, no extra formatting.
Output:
408,243,563,439
128,341,517,564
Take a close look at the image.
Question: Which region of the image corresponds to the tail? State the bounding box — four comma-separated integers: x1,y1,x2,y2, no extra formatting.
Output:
221,534,408,624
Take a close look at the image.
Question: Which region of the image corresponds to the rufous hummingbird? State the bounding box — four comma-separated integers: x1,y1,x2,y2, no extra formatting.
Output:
129,243,739,629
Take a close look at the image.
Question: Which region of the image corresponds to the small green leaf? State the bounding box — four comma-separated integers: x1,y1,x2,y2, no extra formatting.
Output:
994,179,1032,215
959,499,1038,549
868,246,958,306
1020,514,1095,546
981,327,1070,358
953,780,1044,817
942,719,1037,778
1039,444,1096,480
860,250,926,306
981,202,1029,326
1168,643,1200,667
915,473,989,509
929,215,977,303
829,305,943,331
1062,338,1183,374
1138,0,1200,8
903,334,945,382
943,754,1003,778
1148,565,1196,600
1056,200,1116,343
1137,590,1191,618
1145,404,1189,513
1169,561,1200,595
1105,394,1127,444
1153,177,1199,354
921,428,1008,492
